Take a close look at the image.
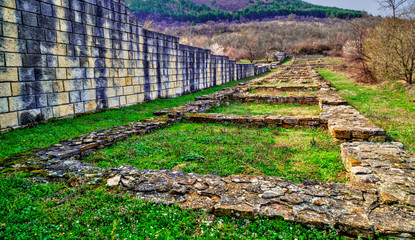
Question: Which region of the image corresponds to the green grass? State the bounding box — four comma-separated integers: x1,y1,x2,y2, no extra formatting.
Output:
318,69,415,152
206,102,322,116
281,58,293,65
85,122,344,183
0,173,346,239
0,73,271,160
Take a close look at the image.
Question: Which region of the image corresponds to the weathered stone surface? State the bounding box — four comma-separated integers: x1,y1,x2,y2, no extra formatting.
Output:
342,142,415,206
107,175,121,186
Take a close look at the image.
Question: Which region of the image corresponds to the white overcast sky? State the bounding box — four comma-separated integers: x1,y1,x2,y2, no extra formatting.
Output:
302,0,387,16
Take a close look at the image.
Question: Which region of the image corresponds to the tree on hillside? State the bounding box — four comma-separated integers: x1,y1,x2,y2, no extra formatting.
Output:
343,23,377,83
364,18,415,84
237,32,267,63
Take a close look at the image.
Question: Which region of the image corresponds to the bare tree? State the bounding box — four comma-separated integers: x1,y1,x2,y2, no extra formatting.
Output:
377,0,410,18
365,18,415,84
236,31,267,63
343,22,377,83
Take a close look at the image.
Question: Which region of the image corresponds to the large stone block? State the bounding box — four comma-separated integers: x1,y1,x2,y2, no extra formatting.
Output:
52,103,74,117
38,15,56,30
5,52,22,66
16,0,40,13
10,82,24,96
63,79,83,91
107,96,119,108
40,3,53,17
0,53,4,67
0,7,21,23
69,33,85,45
0,67,18,82
40,42,66,55
52,6,66,19
2,22,18,37
27,40,41,54
40,106,53,119
0,0,16,8
9,95,36,111
73,102,83,113
48,92,69,106
22,54,46,67
66,68,85,79
55,68,66,79
80,89,95,101
119,95,126,105
0,112,18,128
126,94,137,104
0,97,8,113
0,38,24,53
58,56,79,67
19,25,43,40
59,19,72,32
47,55,58,67
0,82,11,97
56,31,69,44
69,90,80,103
83,100,97,112
36,94,48,107
123,85,133,95
51,80,64,92
45,29,57,42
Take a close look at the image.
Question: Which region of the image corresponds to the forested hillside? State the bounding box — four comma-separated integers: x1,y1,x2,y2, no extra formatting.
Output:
126,0,364,23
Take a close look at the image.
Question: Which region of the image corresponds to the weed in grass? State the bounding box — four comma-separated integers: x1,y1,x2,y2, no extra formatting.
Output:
85,122,344,183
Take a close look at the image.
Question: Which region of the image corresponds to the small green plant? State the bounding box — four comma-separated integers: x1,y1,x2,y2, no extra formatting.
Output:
180,152,205,162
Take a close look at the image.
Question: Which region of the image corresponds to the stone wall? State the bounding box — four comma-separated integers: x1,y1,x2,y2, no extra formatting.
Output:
0,0,268,130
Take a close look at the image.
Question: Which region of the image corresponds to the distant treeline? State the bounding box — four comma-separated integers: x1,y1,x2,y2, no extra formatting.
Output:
126,0,364,23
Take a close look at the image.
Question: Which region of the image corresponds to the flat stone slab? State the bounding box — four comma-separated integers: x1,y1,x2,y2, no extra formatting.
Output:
341,142,415,206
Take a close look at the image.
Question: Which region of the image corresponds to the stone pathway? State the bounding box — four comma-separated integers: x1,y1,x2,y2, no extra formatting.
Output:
2,65,414,238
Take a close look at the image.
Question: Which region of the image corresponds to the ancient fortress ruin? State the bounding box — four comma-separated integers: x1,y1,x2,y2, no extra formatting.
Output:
1,0,415,238
0,0,267,130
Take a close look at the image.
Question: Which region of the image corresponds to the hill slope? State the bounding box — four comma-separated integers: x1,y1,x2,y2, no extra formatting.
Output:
190,0,275,11
126,0,364,23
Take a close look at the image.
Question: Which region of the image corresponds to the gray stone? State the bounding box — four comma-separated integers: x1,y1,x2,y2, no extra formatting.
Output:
47,148,80,159
22,12,38,27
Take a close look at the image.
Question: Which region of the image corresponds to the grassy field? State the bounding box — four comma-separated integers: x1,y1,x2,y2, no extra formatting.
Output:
85,122,343,183
318,69,415,153
206,102,321,116
0,72,275,160
0,174,344,239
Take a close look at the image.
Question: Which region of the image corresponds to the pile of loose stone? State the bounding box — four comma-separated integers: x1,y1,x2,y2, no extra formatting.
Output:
1,65,414,238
